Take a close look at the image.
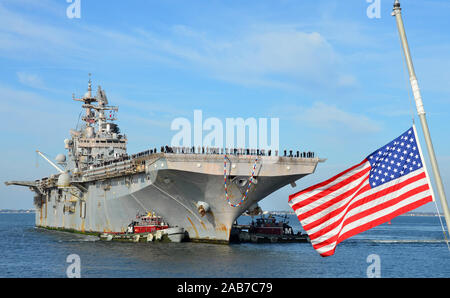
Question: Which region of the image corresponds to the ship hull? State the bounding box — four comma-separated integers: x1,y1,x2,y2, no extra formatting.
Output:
34,154,320,242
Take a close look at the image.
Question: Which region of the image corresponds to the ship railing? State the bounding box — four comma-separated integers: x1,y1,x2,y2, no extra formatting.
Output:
81,146,317,173
130,146,316,159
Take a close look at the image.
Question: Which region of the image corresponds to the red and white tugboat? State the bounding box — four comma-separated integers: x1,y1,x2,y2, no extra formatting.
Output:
128,212,169,234
127,212,185,242
101,212,185,242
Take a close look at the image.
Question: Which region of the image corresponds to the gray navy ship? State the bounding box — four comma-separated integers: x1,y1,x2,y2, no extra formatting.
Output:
5,78,324,243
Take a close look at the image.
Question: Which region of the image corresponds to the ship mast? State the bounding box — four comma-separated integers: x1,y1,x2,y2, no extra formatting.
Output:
69,75,127,170
392,0,450,234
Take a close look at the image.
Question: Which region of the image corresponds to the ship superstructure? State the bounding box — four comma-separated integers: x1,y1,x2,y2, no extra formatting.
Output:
69,77,127,170
5,78,324,242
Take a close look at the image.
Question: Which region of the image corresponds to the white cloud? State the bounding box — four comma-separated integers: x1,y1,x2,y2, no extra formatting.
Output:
274,102,382,134
336,74,357,87
0,2,357,91
0,4,87,62
140,25,356,90
16,72,46,89
303,102,381,133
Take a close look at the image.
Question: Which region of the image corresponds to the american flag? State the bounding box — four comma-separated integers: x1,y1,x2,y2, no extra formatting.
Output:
288,126,434,257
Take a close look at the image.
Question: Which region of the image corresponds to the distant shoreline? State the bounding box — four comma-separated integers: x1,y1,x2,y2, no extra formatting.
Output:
0,209,442,217
0,209,35,214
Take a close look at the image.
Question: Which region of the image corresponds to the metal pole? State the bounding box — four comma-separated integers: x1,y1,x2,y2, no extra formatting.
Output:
392,0,450,233
36,150,65,174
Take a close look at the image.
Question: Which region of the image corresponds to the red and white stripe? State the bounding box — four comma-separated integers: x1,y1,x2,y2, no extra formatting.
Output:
288,160,432,257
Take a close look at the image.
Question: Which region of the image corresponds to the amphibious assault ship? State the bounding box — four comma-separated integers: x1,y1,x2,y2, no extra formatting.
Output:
5,78,324,242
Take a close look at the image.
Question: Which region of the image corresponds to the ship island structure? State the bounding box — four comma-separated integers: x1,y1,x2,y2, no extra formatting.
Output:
5,78,324,243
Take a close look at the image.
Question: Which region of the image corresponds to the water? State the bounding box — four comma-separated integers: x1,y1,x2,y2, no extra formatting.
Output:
0,213,448,278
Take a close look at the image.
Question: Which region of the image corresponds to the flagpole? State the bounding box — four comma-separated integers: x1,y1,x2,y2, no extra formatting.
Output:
392,0,450,234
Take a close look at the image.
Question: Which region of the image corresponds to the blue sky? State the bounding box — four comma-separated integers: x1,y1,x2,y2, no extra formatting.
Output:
1,0,450,213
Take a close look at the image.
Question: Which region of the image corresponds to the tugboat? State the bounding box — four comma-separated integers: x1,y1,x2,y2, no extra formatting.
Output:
128,212,169,234
231,213,309,243
249,214,294,236
101,212,185,243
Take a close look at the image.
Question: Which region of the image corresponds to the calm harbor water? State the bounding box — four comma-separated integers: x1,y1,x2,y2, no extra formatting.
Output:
0,213,448,278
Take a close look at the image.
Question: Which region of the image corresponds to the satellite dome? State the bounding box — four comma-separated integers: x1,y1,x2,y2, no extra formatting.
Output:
57,172,71,188
55,154,66,164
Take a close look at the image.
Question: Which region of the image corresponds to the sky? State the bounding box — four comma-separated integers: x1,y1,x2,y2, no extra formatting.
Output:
1,0,450,214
